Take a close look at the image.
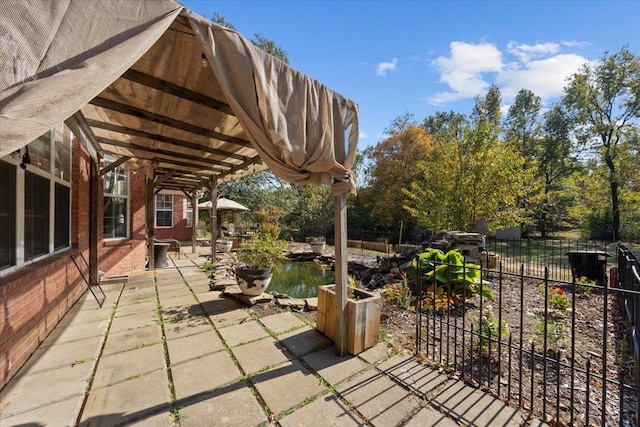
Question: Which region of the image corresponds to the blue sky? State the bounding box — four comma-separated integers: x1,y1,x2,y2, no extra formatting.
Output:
181,1,640,148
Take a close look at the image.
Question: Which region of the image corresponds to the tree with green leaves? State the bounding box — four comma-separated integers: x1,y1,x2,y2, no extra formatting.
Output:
406,96,528,233
562,46,640,241
534,105,580,236
211,12,289,64
359,114,429,236
504,89,542,161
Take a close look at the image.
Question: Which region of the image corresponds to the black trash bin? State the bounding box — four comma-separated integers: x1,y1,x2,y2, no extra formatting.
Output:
565,250,610,284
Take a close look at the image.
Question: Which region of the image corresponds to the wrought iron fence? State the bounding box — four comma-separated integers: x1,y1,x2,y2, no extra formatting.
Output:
484,237,615,282
617,244,640,399
414,252,639,426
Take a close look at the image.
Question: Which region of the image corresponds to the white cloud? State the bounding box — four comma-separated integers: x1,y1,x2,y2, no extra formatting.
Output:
359,131,367,139
507,41,560,63
376,57,398,76
498,53,589,100
428,41,503,105
426,40,590,107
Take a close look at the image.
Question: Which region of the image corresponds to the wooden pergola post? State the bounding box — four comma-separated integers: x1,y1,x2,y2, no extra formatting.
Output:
145,164,155,270
191,192,198,254
334,192,349,356
210,177,218,263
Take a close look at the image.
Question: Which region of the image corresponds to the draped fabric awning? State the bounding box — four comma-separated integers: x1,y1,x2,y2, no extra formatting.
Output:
0,0,359,193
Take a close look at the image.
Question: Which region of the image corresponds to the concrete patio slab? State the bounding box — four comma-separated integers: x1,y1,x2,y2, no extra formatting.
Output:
113,300,157,317
0,394,80,427
41,318,108,346
337,368,421,427
251,359,325,416
404,406,460,427
108,310,158,333
278,325,332,357
20,335,100,374
80,369,172,427
164,318,213,340
231,336,291,376
118,289,157,305
91,344,165,389
260,311,307,335
57,303,114,326
158,294,199,308
217,320,269,347
103,324,162,356
278,392,364,427
178,381,268,427
431,379,528,427
171,351,242,400
357,342,392,365
378,354,453,399
302,346,370,386
199,297,243,315
0,362,91,415
208,306,252,328
166,331,224,365
192,289,223,303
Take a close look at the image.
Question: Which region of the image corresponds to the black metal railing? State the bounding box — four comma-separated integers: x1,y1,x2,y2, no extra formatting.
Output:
484,237,615,282
414,254,639,426
617,244,640,399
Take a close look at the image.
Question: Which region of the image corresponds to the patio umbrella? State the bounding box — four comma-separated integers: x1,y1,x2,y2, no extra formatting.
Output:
197,197,250,211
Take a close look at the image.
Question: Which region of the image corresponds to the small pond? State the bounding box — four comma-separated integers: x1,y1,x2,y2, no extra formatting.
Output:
268,260,334,298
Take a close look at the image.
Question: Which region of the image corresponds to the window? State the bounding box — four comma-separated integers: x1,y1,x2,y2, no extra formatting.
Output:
24,171,50,260
156,194,173,227
54,183,70,250
103,155,129,239
0,124,72,273
0,161,16,269
186,198,193,228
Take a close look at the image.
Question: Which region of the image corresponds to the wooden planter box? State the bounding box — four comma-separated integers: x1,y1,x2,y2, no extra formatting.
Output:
316,284,381,355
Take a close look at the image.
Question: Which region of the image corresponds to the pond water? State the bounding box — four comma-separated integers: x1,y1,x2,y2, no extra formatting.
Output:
268,261,334,298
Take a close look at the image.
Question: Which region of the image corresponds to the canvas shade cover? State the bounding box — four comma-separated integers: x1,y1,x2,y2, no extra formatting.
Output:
0,0,359,194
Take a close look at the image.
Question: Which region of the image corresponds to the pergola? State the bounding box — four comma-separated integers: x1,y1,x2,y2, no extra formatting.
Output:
0,0,359,355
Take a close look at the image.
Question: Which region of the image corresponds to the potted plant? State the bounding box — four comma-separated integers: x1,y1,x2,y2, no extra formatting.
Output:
309,236,326,254
235,232,287,296
316,277,382,355
215,228,233,253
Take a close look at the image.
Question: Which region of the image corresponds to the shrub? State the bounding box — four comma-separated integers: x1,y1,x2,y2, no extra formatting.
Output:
383,273,414,309
473,305,510,359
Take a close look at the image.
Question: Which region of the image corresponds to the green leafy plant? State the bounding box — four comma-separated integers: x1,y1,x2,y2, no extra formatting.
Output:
532,316,567,356
575,276,596,295
408,248,494,311
202,260,215,273
540,284,569,311
236,232,287,270
473,305,510,359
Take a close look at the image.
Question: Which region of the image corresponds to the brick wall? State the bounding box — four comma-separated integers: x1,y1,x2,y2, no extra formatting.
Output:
99,170,147,276
154,194,193,242
0,138,90,389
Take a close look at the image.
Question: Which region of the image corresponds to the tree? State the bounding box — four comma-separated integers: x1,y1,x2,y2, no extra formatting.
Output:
562,46,640,241
406,104,528,233
503,89,542,161
251,34,289,64
527,105,580,236
211,13,289,64
360,115,431,234
472,84,502,129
